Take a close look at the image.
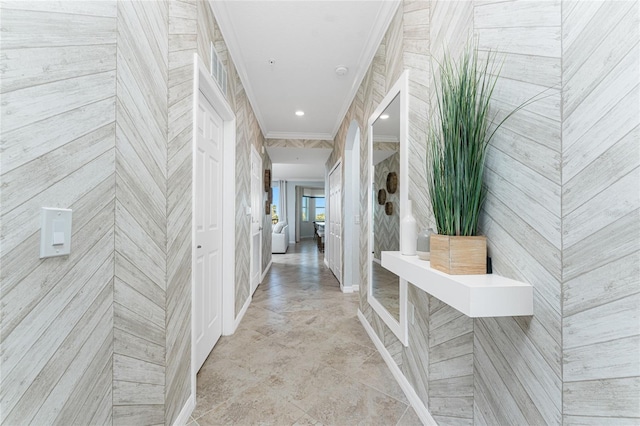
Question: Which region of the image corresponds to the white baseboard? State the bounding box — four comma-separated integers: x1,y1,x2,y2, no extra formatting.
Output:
357,310,436,426
261,260,272,281
172,393,195,426
341,283,359,293
227,295,250,335
324,258,329,268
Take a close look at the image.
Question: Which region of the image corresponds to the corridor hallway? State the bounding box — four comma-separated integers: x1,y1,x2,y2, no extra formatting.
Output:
190,241,421,425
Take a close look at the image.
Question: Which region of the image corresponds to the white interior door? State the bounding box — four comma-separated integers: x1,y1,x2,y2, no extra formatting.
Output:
250,147,262,295
329,163,342,284
194,91,223,371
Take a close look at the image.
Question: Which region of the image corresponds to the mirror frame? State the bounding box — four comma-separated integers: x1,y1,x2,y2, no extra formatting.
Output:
367,70,409,346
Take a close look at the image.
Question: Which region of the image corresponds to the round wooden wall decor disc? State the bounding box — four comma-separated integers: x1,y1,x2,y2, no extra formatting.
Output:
377,189,387,205
386,172,398,193
264,169,271,192
385,202,393,216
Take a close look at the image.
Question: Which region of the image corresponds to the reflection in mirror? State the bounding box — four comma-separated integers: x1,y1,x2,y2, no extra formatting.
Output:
371,94,401,321
367,70,408,346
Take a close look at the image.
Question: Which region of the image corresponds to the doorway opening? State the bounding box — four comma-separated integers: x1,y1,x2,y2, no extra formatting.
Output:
191,54,236,398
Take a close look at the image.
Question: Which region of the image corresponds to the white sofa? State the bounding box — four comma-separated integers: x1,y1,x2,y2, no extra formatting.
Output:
272,222,289,253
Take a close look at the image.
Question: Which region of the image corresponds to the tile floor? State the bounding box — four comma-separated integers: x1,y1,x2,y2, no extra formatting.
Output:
189,240,421,425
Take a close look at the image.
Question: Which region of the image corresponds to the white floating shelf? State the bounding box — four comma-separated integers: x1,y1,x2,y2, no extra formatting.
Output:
381,251,533,318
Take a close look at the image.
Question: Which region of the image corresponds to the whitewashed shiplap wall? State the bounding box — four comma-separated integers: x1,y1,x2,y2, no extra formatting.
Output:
113,1,169,423
166,0,198,423
1,1,268,424
561,1,640,422
0,1,117,424
474,1,563,424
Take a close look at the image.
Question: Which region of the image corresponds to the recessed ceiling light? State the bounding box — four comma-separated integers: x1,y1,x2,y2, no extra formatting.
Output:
295,110,305,116
380,114,389,119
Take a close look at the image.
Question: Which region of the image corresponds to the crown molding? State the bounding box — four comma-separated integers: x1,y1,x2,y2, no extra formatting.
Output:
373,135,400,143
265,132,334,141
329,0,402,139
208,0,269,138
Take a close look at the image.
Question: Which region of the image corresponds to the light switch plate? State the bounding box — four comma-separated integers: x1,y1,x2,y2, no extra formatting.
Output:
40,208,72,258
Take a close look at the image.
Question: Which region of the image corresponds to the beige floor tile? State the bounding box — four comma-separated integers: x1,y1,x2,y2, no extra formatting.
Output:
396,406,423,426
349,352,410,404
316,335,377,373
268,361,346,412
186,416,200,426
293,413,323,425
193,358,264,419
196,382,307,426
195,241,414,426
306,376,409,425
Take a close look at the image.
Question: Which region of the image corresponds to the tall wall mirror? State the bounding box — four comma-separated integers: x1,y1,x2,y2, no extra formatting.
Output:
368,70,409,346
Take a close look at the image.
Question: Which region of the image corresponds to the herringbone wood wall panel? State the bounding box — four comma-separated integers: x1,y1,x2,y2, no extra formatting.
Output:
0,1,269,424
330,1,639,425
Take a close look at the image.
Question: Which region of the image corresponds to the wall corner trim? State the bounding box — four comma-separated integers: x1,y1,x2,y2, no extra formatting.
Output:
357,309,437,426
171,394,195,426
228,295,251,336
261,260,273,282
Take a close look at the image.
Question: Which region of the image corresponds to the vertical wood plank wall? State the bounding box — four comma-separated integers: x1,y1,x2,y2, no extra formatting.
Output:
1,1,270,424
0,2,117,424
329,0,639,424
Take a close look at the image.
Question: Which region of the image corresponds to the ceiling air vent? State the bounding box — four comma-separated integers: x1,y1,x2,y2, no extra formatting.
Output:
210,42,228,97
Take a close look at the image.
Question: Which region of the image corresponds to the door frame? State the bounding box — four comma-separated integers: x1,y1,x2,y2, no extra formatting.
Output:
250,145,262,295
342,120,360,293
191,54,236,398
327,160,343,285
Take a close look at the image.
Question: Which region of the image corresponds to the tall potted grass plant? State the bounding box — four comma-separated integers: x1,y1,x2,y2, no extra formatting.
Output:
427,45,523,275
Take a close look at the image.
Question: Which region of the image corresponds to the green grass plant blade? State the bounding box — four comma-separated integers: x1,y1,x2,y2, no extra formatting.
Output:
427,44,512,236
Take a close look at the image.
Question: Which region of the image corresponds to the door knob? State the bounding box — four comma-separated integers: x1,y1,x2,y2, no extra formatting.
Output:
197,245,202,249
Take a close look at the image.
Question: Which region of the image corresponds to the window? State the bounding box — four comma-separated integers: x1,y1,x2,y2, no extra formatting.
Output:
301,196,309,222
315,197,325,221
271,186,280,224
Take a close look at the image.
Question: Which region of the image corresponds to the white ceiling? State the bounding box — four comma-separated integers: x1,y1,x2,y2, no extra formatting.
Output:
211,0,399,140
211,0,400,180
